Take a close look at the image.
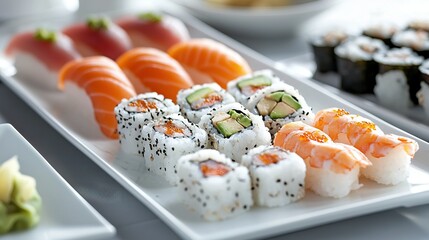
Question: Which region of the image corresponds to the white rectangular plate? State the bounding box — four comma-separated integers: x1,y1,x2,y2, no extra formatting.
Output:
0,124,115,240
1,3,429,240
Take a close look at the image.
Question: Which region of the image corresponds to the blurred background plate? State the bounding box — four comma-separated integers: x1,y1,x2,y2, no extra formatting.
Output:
170,0,339,37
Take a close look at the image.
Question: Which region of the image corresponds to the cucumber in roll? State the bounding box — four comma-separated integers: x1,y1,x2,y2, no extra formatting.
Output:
177,83,236,124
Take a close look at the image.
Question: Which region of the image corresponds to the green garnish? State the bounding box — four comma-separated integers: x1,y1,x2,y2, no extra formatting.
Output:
87,17,110,30
34,28,57,42
138,12,163,23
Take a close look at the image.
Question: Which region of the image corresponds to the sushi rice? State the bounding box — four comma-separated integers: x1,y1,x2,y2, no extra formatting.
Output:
176,149,253,221
241,146,306,207
115,93,179,155
198,102,271,162
142,113,208,185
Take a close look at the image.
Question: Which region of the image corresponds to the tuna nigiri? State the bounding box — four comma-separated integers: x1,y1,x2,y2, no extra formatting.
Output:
4,28,81,89
116,48,193,101
314,108,419,185
116,12,190,51
58,56,136,138
274,121,371,198
168,38,252,88
63,17,131,59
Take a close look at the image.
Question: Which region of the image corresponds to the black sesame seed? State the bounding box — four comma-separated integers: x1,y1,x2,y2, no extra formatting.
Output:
180,179,184,183
276,179,281,183
235,192,239,197
243,205,247,209
231,207,235,212
284,182,288,186
291,194,295,197
299,183,303,187
286,191,289,196
203,202,207,207
184,187,188,191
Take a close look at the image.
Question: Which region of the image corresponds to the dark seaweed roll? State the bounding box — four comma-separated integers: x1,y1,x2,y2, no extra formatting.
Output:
310,30,348,73
363,22,400,47
374,48,423,109
391,30,429,58
334,36,387,93
417,60,429,117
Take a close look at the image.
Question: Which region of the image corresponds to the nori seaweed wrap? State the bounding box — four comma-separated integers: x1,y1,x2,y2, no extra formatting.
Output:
374,48,423,108
363,22,400,47
418,60,429,117
392,30,429,58
334,36,387,93
310,30,348,73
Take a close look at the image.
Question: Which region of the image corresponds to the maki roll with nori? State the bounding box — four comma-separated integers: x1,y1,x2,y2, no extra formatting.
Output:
391,30,429,58
115,93,179,155
335,36,387,93
241,146,306,207
310,30,349,72
417,60,429,118
246,82,314,135
198,103,271,162
363,22,400,47
142,113,208,185
227,69,280,109
177,149,253,221
374,48,423,110
177,83,236,124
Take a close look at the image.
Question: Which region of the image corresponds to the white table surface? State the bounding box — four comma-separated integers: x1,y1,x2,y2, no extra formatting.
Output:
1,0,429,239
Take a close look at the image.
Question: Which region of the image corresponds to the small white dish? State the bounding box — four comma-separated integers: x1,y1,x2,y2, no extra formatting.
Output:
0,124,115,240
170,0,338,36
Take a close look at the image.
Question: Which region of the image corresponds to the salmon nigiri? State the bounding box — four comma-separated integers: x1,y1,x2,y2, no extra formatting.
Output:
116,48,193,101
116,12,190,51
58,56,136,138
5,29,81,89
63,17,131,59
314,108,419,185
168,38,251,88
274,121,371,198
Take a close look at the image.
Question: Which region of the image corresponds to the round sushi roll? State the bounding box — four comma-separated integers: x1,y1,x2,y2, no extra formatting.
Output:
241,146,305,207
142,113,208,185
114,93,179,155
374,48,424,110
246,82,314,135
198,103,271,162
176,149,253,221
334,36,387,93
227,69,280,109
177,83,236,124
309,29,349,73
362,22,401,47
391,30,429,58
407,19,429,32
417,60,429,118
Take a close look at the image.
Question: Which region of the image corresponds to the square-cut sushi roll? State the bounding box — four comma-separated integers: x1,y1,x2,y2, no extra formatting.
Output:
362,22,401,47
227,69,280,109
198,102,271,162
391,30,429,58
374,48,424,110
141,113,208,185
335,36,387,94
309,30,349,73
176,149,253,221
177,83,236,124
241,146,306,207
114,93,179,155
246,82,314,135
